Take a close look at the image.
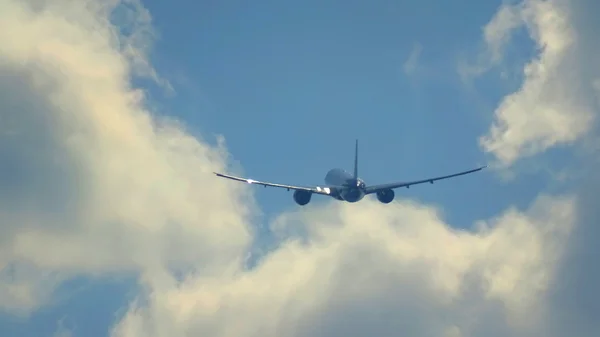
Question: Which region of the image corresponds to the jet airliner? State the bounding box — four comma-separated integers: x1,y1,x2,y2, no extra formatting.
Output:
214,140,486,205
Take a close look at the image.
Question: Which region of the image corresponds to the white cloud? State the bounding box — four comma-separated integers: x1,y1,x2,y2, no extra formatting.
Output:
112,196,575,337
0,0,253,312
474,0,596,167
0,0,597,337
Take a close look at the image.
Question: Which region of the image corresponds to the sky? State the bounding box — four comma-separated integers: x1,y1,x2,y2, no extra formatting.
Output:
0,0,599,336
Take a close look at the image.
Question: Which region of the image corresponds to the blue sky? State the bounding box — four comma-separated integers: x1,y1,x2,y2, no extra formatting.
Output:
1,0,598,336
147,0,536,221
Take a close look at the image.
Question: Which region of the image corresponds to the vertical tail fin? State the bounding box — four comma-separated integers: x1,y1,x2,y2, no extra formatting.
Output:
353,139,358,180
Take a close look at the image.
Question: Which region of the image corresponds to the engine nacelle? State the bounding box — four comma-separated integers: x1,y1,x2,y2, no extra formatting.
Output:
293,190,312,206
376,189,394,204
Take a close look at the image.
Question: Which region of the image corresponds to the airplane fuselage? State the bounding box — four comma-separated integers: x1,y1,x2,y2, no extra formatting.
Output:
324,168,366,202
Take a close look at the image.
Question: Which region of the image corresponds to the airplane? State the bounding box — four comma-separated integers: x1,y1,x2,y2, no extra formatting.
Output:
213,140,486,206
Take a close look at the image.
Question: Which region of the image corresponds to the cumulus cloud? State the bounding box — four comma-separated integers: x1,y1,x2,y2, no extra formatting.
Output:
112,196,575,337
0,0,597,336
474,0,596,167
0,0,254,313
543,165,600,337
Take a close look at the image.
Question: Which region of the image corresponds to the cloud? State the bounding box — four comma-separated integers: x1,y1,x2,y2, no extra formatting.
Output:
402,43,422,75
0,0,254,313
471,0,596,167
473,1,600,336
112,196,575,337
0,0,598,336
543,164,600,337
53,318,74,337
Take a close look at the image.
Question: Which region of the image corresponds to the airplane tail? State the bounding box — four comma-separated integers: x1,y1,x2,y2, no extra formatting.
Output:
353,139,358,180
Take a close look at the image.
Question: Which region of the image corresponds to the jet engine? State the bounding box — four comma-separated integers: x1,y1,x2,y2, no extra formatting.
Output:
376,189,394,204
293,190,312,205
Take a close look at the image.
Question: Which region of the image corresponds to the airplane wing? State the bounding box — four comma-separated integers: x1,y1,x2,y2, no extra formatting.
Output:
213,172,335,196
364,165,486,195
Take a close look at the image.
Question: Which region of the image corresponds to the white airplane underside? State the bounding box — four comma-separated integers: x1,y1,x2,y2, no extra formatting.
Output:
214,140,486,206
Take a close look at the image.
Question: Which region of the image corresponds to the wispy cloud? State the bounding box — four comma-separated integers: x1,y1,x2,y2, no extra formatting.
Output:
402,43,423,76
53,317,74,337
